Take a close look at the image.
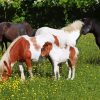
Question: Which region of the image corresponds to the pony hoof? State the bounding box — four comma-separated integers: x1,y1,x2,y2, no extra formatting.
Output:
67,78,70,80
21,76,25,81
70,78,74,80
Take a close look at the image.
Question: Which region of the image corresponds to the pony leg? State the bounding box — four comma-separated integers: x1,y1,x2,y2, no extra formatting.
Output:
1,42,4,54
25,59,33,78
71,67,75,80
67,67,72,80
19,65,25,80
70,56,78,80
4,41,8,50
67,57,77,80
47,56,54,75
54,63,60,80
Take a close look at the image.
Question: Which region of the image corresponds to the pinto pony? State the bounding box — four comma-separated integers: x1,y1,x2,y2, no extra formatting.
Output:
0,33,60,81
41,42,79,80
35,20,84,47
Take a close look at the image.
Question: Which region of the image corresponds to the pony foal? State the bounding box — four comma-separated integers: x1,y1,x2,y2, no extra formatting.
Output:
41,42,79,80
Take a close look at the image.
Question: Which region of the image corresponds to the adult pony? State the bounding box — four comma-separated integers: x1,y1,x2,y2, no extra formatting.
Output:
0,33,59,81
81,18,100,48
35,20,84,48
0,22,12,52
0,21,34,53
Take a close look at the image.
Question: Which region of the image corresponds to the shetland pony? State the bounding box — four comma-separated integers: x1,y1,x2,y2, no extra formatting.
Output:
35,20,84,47
0,33,59,81
81,18,100,49
0,22,12,52
0,21,33,53
41,42,79,80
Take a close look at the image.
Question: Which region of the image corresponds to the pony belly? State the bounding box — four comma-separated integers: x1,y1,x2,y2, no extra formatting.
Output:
50,48,70,64
57,54,69,63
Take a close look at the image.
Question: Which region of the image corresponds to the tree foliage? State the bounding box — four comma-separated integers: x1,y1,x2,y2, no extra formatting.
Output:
0,0,99,28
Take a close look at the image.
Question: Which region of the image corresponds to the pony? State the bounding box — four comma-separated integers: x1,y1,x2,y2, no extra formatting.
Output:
41,42,79,80
0,33,59,81
35,20,84,48
81,18,100,49
0,22,12,52
35,20,83,78
0,21,34,53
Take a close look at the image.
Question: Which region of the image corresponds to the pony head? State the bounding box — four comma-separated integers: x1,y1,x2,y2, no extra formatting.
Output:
81,18,92,35
41,42,52,57
0,60,12,82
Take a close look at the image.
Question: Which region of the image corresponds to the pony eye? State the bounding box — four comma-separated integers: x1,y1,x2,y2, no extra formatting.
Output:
4,70,7,72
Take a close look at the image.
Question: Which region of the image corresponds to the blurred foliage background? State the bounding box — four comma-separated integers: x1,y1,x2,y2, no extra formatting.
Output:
0,0,99,28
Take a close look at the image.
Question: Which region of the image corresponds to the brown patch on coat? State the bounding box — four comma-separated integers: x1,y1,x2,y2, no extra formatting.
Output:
6,26,19,40
69,47,77,67
10,37,31,62
53,35,59,46
9,37,32,73
30,37,41,50
41,42,52,57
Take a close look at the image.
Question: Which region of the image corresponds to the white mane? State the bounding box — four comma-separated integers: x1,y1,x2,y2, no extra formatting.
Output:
61,20,84,32
0,36,22,73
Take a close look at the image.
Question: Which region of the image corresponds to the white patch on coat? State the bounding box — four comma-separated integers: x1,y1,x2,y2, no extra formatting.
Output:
22,35,41,61
35,20,83,47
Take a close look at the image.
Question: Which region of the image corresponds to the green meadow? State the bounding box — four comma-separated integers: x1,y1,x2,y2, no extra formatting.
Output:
0,34,100,100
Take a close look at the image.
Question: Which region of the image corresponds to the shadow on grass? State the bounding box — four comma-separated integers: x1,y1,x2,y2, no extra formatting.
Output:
86,57,100,66
12,60,65,79
12,61,54,79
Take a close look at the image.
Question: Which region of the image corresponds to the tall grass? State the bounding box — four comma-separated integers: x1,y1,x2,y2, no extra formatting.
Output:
0,34,100,100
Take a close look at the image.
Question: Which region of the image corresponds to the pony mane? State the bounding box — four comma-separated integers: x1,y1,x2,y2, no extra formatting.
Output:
61,20,84,32
0,36,22,72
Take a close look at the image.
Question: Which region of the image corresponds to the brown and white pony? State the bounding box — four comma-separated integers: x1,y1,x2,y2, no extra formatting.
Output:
35,20,84,48
0,33,59,81
41,42,79,80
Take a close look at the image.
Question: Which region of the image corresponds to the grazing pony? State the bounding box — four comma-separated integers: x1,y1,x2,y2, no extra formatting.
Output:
0,33,59,81
41,42,79,80
0,21,33,53
81,18,100,49
0,22,12,51
35,20,84,48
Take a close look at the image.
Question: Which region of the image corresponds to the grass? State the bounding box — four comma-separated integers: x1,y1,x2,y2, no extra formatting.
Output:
0,34,100,100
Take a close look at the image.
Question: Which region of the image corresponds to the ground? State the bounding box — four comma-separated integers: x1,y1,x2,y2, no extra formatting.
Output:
0,34,100,100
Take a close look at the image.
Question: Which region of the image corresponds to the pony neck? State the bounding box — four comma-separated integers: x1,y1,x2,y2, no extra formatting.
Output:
0,36,22,72
91,21,98,37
